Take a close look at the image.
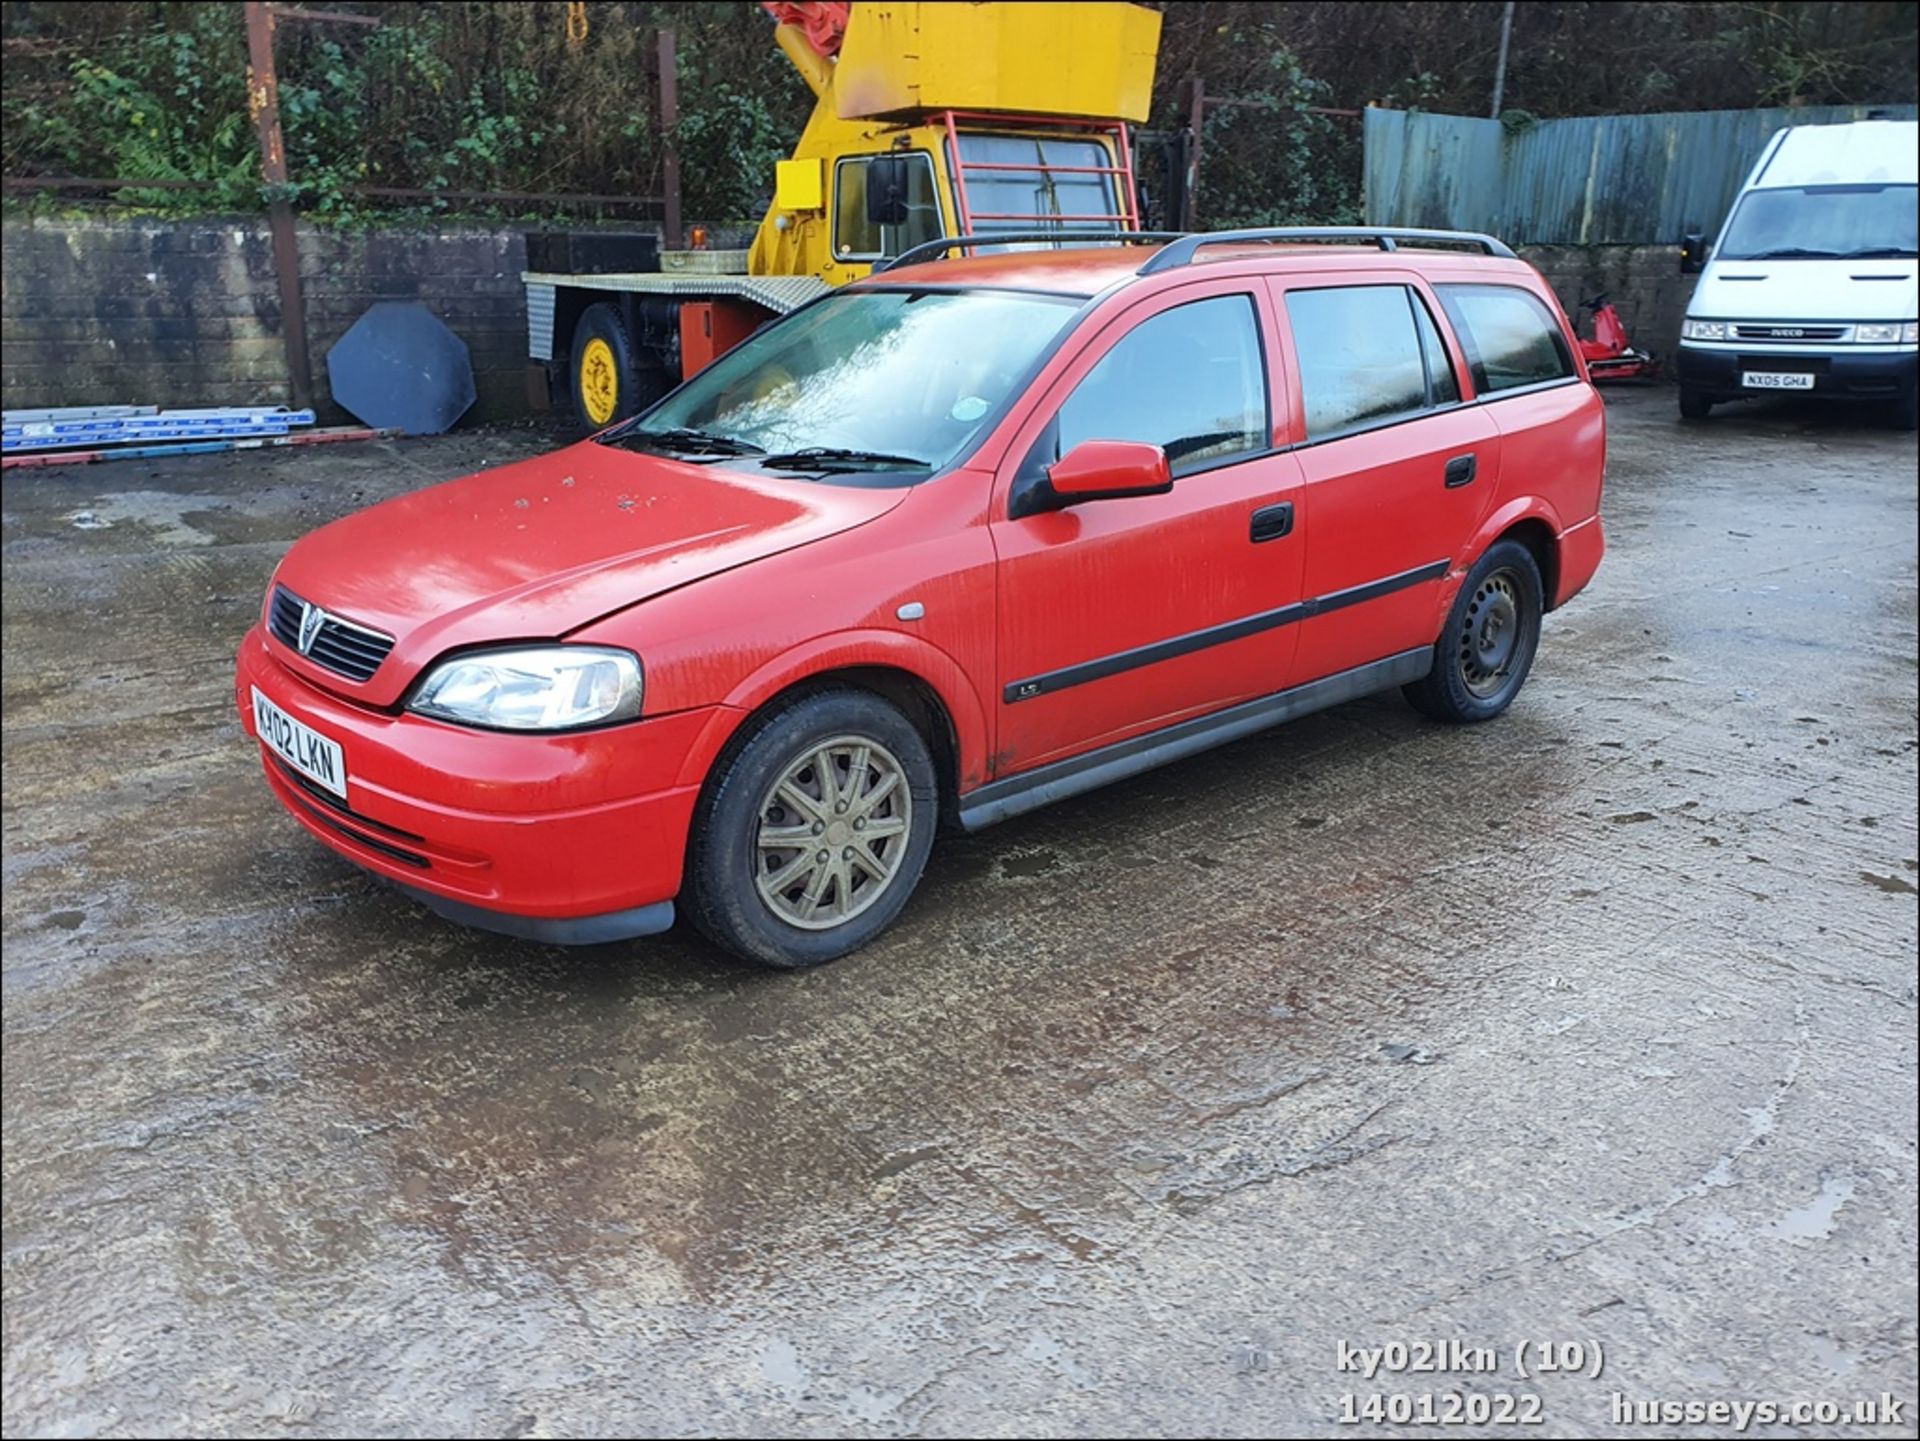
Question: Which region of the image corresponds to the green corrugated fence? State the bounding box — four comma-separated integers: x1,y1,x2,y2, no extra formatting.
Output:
1363,103,1918,246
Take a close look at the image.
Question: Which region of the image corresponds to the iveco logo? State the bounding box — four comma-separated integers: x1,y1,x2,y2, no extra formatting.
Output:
297,602,326,654
1771,328,1805,337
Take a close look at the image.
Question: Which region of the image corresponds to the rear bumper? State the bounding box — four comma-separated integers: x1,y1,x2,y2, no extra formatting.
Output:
237,626,717,942
1676,344,1917,400
1553,514,1605,610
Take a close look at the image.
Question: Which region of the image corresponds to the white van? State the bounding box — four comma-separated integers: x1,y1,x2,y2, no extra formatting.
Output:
1676,118,1917,428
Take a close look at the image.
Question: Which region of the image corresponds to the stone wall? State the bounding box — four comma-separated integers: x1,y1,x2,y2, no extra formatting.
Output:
1,221,1690,427
1,217,538,423
1521,244,1692,368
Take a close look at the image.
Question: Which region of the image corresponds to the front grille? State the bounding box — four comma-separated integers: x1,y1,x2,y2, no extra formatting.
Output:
1732,323,1849,342
293,796,432,869
1738,355,1832,376
267,758,432,869
268,585,394,682
269,756,425,844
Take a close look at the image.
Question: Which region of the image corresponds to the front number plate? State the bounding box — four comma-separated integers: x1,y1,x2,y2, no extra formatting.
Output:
1742,371,1815,390
252,686,348,798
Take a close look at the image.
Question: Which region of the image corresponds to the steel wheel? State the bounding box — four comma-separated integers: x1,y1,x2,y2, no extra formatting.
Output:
1458,566,1525,699
753,734,912,931
579,336,619,425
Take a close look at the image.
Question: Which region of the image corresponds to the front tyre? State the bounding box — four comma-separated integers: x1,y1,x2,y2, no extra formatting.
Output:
1678,386,1714,420
684,689,938,968
1403,540,1545,724
1891,385,1918,432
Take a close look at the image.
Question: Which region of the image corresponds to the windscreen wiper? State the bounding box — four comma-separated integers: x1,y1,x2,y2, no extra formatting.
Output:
1842,247,1917,259
759,446,933,473
607,426,765,457
1741,247,1844,259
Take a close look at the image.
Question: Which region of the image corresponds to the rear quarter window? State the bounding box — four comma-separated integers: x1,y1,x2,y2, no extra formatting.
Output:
1435,284,1575,395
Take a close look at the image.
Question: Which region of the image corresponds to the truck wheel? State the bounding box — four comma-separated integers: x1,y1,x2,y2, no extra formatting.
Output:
1402,540,1544,725
1678,386,1714,420
684,688,939,969
569,302,665,431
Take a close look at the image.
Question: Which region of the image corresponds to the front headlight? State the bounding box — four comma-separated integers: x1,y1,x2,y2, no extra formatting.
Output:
1856,322,1903,343
1681,319,1728,341
409,646,643,731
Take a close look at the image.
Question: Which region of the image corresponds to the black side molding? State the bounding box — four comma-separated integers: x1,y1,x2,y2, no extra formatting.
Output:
1003,559,1448,703
961,647,1434,831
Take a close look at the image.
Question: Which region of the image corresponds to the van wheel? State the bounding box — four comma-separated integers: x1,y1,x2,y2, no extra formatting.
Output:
684,689,938,969
1403,540,1544,725
1678,386,1714,420
1891,387,1918,432
569,302,667,432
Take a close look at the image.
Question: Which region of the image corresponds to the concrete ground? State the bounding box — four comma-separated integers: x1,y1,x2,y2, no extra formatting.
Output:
3,387,1915,1438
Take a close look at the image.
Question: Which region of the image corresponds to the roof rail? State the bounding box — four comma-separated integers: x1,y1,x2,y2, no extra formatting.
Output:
873,230,1187,274
1137,227,1517,275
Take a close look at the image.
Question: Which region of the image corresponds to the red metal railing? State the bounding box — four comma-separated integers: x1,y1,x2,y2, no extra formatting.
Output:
938,109,1142,234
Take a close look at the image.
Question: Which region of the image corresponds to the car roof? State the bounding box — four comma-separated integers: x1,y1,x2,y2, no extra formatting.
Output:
862,241,1527,298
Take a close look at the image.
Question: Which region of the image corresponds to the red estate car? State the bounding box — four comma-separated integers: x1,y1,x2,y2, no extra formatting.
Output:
238,227,1606,968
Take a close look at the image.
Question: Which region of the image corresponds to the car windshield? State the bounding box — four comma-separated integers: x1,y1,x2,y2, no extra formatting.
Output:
606,288,1081,474
1718,184,1918,260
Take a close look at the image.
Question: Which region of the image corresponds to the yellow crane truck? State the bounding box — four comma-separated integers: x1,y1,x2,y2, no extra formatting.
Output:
525,0,1163,428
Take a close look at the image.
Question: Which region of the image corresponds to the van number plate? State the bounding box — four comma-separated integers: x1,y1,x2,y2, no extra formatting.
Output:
1742,371,1814,390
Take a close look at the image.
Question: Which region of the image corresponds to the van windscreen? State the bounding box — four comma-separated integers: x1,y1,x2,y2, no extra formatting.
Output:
1719,184,1918,260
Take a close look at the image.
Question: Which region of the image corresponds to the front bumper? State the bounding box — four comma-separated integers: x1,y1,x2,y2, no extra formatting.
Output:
236,626,721,943
1676,344,1918,401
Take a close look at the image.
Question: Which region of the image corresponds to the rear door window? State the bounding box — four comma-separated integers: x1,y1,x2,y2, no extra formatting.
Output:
1041,293,1269,476
1435,284,1575,394
1413,294,1460,405
1285,285,1456,439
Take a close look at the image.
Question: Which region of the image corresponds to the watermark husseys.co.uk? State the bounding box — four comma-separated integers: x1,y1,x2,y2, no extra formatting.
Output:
1611,1393,1907,1431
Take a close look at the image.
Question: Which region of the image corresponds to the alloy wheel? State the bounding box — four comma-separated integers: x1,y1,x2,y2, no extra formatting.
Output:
754,735,912,930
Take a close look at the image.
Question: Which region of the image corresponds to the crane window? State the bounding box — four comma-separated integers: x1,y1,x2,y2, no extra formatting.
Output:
834,153,943,260
954,134,1123,237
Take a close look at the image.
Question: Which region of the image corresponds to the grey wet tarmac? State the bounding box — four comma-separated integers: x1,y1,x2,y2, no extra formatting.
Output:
3,389,1915,1436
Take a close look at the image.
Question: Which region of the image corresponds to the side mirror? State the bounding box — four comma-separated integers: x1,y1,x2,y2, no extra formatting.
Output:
1046,440,1173,506
1679,231,1708,275
865,154,910,228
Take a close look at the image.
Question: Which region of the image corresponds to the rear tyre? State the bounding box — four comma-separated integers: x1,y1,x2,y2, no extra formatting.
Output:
569,302,667,432
1678,386,1714,420
1403,540,1545,725
684,688,939,969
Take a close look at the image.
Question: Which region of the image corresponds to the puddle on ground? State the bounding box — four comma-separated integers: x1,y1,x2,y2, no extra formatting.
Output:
1858,870,1917,895
1770,1174,1855,1241
999,849,1059,878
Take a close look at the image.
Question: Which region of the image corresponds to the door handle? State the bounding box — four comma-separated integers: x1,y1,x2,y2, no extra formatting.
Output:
1250,501,1294,543
1444,453,1478,488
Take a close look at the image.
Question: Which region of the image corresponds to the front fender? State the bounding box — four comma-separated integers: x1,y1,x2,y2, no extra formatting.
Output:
670,628,992,792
